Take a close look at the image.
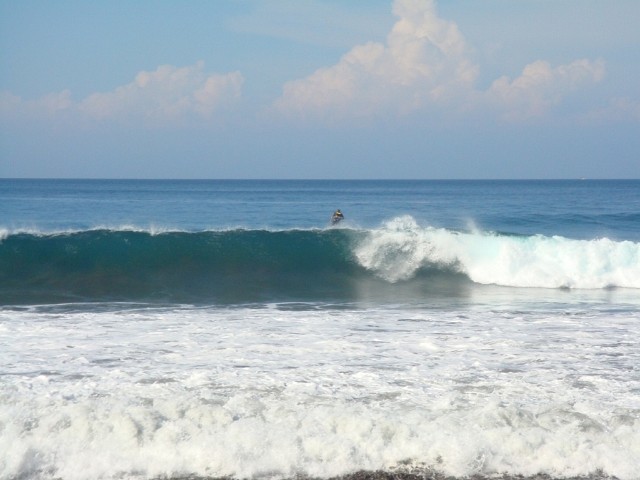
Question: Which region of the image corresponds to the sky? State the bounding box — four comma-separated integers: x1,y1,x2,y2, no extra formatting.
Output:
1,0,639,179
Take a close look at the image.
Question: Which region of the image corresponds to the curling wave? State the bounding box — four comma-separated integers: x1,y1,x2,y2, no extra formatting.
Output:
1,218,638,305
356,216,640,289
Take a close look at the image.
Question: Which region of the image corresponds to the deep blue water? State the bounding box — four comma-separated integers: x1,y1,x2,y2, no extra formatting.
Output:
2,179,639,239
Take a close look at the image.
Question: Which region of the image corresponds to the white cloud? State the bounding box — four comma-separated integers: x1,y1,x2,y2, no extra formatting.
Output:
0,1,614,127
487,59,606,120
35,90,74,114
0,90,73,118
274,0,606,122
274,0,477,118
1,62,243,125
80,62,243,122
581,96,640,124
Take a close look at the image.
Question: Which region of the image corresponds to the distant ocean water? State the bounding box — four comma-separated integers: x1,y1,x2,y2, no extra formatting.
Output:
1,179,639,480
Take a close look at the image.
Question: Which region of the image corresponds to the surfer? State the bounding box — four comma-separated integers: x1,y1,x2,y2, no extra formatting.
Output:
331,209,344,225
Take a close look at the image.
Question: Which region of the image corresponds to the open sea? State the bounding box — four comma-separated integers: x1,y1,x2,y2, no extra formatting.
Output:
1,179,639,480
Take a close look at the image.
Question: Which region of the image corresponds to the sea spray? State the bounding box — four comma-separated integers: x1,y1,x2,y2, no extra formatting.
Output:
354,216,640,289
354,216,460,282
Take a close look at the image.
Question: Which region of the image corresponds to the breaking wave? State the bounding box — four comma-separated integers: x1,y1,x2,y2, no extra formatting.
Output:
355,216,640,289
1,217,638,305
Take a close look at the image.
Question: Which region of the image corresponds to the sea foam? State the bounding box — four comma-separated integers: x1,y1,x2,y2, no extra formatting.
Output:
355,216,640,289
1,305,639,479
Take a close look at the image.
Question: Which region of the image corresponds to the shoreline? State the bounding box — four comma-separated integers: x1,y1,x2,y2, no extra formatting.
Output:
162,470,620,480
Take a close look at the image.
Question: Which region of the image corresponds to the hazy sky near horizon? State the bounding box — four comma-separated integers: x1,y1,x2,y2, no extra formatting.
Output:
1,0,639,179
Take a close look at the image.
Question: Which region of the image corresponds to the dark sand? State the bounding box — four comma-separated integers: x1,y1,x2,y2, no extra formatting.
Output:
164,469,618,480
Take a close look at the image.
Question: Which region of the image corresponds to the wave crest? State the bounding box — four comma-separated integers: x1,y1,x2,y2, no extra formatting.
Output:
355,216,640,289
1,220,638,305
354,216,460,282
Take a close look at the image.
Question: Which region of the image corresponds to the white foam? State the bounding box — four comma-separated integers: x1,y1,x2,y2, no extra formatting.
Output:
1,304,639,479
354,215,640,289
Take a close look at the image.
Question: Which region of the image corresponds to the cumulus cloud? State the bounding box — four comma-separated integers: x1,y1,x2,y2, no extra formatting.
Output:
274,0,605,122
274,0,477,117
1,62,243,125
80,62,243,122
487,59,606,120
0,90,73,118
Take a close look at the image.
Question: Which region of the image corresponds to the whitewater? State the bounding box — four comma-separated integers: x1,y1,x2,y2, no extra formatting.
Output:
355,216,640,289
1,179,639,480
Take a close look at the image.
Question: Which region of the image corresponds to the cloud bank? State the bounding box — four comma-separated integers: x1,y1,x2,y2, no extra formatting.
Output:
1,62,243,124
488,59,606,121
274,0,605,122
0,0,619,128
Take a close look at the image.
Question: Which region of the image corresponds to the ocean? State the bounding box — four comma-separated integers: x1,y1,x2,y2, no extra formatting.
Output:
0,179,639,480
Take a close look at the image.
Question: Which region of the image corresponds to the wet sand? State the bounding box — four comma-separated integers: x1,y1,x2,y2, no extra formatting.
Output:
165,469,618,480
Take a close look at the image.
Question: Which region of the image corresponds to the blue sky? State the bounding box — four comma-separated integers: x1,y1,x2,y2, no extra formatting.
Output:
1,0,638,179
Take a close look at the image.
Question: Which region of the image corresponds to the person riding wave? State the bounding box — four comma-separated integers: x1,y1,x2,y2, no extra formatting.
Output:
331,209,344,225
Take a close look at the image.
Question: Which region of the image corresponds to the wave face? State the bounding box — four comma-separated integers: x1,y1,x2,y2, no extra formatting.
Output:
1,217,639,305
0,228,366,304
